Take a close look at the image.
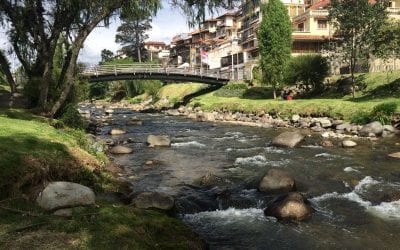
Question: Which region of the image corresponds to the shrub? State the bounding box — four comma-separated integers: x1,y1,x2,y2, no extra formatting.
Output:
351,111,371,124
214,83,248,97
285,55,329,92
89,82,109,99
60,104,86,129
370,102,397,125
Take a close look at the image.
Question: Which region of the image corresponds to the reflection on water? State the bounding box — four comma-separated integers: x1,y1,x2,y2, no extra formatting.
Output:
86,105,400,249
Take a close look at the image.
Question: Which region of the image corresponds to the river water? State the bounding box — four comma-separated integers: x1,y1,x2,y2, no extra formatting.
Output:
87,105,400,250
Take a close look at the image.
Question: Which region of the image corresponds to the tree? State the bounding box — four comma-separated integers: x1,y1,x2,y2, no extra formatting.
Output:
329,0,389,98
0,49,17,93
285,55,330,93
115,9,151,63
101,49,115,63
371,19,400,65
0,0,233,116
258,0,292,99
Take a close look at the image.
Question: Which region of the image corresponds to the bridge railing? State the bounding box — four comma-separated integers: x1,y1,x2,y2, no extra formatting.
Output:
81,64,232,80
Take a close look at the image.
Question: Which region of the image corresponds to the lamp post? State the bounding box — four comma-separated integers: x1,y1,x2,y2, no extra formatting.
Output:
231,36,239,80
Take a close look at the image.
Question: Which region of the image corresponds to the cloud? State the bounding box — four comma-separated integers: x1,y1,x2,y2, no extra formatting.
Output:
79,1,192,64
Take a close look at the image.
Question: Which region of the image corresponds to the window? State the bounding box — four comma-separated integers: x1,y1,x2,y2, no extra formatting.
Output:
297,23,304,32
317,20,327,29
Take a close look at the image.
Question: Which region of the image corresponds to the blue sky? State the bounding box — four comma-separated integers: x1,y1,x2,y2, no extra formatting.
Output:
79,1,192,64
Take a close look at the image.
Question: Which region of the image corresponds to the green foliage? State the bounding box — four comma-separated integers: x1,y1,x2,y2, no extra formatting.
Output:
60,104,86,129
351,111,371,124
125,80,145,97
89,82,109,99
370,102,397,125
329,0,389,97
371,19,400,61
214,83,248,97
258,0,292,97
101,49,114,63
142,80,163,99
242,87,273,99
285,55,330,92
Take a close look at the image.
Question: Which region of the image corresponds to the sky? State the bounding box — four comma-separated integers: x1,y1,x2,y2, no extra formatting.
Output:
79,1,192,64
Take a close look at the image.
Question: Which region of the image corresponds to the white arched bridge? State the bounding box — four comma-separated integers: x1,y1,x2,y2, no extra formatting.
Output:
81,64,235,85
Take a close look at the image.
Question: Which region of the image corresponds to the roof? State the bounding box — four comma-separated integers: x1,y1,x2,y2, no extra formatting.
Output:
309,0,376,10
144,41,166,46
309,0,330,10
217,11,238,19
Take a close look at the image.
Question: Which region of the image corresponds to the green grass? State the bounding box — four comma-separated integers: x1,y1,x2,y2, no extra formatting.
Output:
0,199,205,249
0,109,113,198
190,71,400,121
155,83,207,107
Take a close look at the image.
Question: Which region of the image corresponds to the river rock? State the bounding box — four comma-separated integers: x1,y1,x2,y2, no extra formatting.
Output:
342,140,357,148
264,192,313,221
259,169,296,194
36,182,95,211
109,128,126,135
133,192,174,210
109,145,133,154
166,109,180,116
388,152,400,159
128,118,143,126
320,140,334,147
359,121,383,137
291,114,300,122
105,109,114,115
336,123,351,131
272,132,305,148
317,118,332,128
147,135,171,147
53,208,73,217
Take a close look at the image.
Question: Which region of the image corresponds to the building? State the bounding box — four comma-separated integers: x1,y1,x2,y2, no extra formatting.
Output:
144,41,168,61
170,33,192,65
240,0,310,63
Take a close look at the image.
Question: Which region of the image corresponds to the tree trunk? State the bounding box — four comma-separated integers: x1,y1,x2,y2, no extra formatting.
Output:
273,86,277,99
50,9,116,117
0,50,17,93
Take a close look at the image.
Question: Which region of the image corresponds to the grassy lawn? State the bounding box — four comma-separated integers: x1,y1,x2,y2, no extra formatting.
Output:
191,71,400,121
0,109,205,249
0,199,204,249
155,83,207,107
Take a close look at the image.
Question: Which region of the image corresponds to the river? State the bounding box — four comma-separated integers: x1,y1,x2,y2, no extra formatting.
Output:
86,104,400,249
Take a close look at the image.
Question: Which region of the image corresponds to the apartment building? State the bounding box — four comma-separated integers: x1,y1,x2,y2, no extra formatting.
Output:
240,0,310,63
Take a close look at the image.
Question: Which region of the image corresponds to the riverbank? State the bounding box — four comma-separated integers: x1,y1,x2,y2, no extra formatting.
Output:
0,109,206,249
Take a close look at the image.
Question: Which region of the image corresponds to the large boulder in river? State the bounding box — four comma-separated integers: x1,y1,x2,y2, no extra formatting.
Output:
359,121,383,137
109,145,133,154
109,128,127,135
259,169,296,194
272,132,305,148
147,135,171,147
388,152,400,159
264,192,313,221
133,192,174,210
36,182,95,211
342,140,357,148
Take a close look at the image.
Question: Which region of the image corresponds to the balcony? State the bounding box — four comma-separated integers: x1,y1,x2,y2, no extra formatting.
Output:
388,7,400,16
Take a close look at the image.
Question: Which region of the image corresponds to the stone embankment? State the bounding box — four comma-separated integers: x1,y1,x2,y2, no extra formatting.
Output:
163,106,400,139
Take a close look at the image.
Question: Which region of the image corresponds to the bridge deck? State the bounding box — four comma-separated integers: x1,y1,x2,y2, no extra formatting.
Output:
81,64,232,85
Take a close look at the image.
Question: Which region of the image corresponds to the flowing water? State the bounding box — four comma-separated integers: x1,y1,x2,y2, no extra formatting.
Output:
87,105,400,250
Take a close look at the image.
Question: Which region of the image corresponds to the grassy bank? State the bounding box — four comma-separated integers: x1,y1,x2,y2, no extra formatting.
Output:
190,71,400,121
0,109,205,249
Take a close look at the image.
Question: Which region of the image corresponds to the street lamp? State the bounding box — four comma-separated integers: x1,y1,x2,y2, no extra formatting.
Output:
231,36,239,80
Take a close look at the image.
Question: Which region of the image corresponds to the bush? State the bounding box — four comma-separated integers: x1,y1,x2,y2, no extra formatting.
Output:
370,102,397,125
60,104,86,129
214,83,248,97
285,55,329,92
89,82,109,99
351,102,397,125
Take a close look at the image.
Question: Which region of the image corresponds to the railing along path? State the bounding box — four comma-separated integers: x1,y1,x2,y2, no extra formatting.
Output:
81,64,231,81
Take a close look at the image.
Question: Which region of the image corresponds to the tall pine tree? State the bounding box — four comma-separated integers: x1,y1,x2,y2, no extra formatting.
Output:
258,0,292,99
